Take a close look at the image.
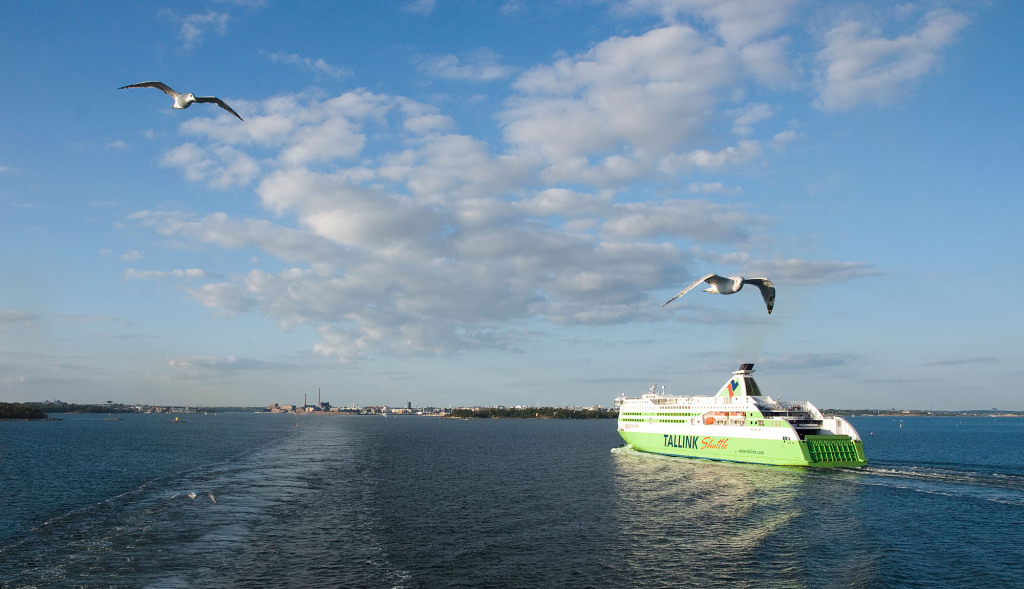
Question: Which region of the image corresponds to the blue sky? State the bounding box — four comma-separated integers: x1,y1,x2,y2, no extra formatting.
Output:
1,0,1021,410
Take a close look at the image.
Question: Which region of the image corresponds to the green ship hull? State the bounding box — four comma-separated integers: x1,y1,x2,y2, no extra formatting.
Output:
618,430,867,467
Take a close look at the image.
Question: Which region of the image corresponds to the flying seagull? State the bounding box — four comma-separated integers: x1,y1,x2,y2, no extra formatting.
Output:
663,274,775,314
170,491,217,503
119,81,243,121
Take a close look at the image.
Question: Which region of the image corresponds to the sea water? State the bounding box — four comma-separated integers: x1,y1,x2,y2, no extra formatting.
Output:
1,414,1022,588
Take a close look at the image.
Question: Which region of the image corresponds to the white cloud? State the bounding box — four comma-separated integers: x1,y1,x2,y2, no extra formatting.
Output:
131,170,708,359
0,374,27,387
925,357,998,367
378,133,530,205
280,118,366,166
168,11,230,51
263,51,351,79
770,128,799,150
402,112,455,135
132,15,900,362
214,0,267,7
161,143,260,188
501,1,522,16
621,0,798,46
768,353,854,370
174,89,392,168
737,37,798,89
744,258,881,284
513,188,614,218
404,0,436,15
417,49,517,81
815,9,970,111
0,309,37,323
167,354,289,377
620,0,799,87
503,25,734,167
128,210,350,273
258,168,448,255
124,268,211,280
687,182,739,195
730,103,777,136
659,140,762,173
601,199,767,243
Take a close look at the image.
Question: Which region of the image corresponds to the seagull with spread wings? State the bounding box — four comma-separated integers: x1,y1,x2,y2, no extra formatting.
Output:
170,491,217,503
119,81,243,121
663,274,775,314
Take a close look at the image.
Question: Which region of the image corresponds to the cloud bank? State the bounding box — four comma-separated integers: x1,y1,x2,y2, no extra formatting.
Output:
137,3,967,362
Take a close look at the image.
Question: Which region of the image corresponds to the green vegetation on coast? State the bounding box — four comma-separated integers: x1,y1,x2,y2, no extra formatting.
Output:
13,401,135,415
825,408,1023,418
0,403,49,420
446,407,616,419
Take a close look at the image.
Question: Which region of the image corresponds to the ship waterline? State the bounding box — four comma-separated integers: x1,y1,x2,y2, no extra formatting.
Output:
615,363,867,467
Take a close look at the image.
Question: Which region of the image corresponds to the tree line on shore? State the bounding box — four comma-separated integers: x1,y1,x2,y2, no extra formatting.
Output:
0,401,139,419
0,403,49,420
446,407,615,419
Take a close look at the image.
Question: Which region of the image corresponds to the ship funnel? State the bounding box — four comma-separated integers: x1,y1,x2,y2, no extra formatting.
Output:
715,363,762,397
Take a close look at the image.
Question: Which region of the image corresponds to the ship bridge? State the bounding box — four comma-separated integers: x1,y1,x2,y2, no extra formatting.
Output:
720,364,825,437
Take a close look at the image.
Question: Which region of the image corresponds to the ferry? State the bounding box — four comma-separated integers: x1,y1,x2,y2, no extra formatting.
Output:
615,363,867,467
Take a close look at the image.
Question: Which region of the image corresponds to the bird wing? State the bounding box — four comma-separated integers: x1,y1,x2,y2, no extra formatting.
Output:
195,96,244,121
206,492,216,503
702,274,736,292
662,273,716,308
746,278,775,314
119,81,179,97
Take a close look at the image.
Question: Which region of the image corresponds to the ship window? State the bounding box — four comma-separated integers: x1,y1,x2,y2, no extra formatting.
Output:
744,377,762,396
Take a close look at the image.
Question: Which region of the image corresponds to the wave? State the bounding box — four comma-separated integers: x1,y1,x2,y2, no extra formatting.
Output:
852,464,1024,506
612,445,1024,506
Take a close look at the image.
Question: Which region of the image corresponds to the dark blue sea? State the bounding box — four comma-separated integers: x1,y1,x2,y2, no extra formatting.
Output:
1,414,1022,588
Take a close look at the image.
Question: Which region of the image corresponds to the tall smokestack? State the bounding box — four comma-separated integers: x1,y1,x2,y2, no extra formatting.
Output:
319,388,321,405
304,393,307,407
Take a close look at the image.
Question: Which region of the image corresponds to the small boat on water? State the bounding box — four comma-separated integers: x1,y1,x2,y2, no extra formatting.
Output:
615,363,867,467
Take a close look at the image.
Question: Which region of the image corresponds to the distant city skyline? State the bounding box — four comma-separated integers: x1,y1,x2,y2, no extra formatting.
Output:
1,1,1022,410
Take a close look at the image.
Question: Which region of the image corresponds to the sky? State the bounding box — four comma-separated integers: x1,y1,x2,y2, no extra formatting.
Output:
1,0,1022,411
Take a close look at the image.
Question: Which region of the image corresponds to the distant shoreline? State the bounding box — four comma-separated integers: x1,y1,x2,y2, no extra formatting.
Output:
2,402,1021,420
824,410,1023,418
